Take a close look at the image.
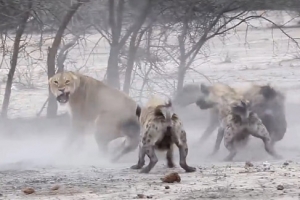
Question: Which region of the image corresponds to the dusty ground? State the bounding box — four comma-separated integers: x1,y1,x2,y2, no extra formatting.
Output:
1,101,300,200
0,11,300,200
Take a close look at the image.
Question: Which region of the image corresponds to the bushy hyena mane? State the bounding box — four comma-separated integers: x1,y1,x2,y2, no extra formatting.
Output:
175,82,287,147
131,96,196,173
173,83,238,143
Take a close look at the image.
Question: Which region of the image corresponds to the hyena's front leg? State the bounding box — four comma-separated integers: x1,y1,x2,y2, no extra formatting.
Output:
223,127,238,161
199,109,219,144
210,127,224,156
249,120,282,159
175,130,196,173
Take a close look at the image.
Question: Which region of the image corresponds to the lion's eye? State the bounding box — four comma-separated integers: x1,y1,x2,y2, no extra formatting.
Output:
65,80,70,84
54,81,58,84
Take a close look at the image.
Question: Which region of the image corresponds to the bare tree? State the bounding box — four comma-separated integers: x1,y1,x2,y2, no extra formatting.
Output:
91,0,152,89
154,1,264,92
122,1,153,94
1,0,33,118
46,0,89,118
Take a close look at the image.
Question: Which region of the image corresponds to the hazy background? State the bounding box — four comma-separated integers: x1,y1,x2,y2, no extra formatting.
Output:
0,1,299,170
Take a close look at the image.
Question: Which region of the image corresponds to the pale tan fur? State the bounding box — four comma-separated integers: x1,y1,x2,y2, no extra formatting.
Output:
139,95,170,129
200,83,248,120
49,71,141,161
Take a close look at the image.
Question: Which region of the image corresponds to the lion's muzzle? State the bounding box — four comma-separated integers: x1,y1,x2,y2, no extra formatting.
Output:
56,92,70,104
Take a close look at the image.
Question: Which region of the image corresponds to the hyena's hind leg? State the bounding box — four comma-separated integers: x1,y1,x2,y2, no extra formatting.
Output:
130,144,146,170
136,128,159,173
249,121,282,159
175,129,196,172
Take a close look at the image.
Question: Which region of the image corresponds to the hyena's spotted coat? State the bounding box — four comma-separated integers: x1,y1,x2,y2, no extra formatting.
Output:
211,97,282,161
131,96,196,173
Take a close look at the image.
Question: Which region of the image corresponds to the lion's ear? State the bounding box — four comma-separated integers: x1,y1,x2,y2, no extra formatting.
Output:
69,71,78,80
72,75,78,80
48,77,52,84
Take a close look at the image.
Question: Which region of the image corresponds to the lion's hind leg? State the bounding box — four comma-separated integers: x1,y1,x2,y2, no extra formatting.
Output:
111,119,140,162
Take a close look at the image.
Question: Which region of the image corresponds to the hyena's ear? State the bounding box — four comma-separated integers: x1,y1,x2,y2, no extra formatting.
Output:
260,85,277,100
200,83,210,94
165,99,172,107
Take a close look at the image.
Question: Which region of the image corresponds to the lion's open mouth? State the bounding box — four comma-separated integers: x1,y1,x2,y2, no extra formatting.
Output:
56,92,70,104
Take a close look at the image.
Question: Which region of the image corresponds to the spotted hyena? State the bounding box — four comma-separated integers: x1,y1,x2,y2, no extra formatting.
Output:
210,95,283,161
174,83,287,148
130,96,196,173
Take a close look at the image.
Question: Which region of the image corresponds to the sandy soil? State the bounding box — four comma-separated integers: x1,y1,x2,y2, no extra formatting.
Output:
0,11,300,200
1,101,300,200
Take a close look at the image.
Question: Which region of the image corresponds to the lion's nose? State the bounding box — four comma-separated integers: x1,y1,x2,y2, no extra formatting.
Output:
58,88,65,92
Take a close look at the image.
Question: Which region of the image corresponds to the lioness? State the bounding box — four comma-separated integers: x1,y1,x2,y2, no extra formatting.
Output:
49,71,141,162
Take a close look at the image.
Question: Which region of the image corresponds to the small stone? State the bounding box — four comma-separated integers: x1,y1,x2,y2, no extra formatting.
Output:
22,188,35,195
51,185,60,191
277,185,284,190
283,162,289,166
245,161,253,168
137,194,146,198
161,172,181,183
165,186,170,189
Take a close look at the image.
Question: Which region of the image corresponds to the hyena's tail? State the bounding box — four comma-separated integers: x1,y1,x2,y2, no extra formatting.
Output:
154,99,173,128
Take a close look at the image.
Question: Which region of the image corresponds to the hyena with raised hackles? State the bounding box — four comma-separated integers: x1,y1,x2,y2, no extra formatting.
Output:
200,83,282,161
131,96,196,173
173,83,287,148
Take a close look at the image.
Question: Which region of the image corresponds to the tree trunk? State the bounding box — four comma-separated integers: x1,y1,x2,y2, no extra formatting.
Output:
106,45,121,89
46,0,88,118
106,0,151,90
176,61,187,93
1,1,32,118
123,22,150,93
123,31,139,94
